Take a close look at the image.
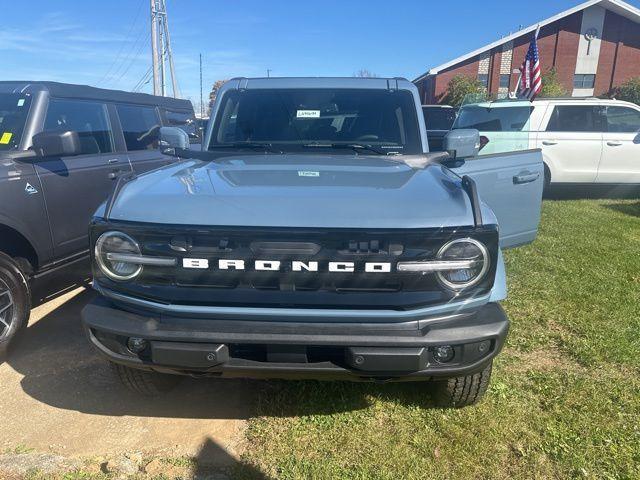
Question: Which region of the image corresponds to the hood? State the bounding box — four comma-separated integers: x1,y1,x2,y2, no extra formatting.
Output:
108,154,475,229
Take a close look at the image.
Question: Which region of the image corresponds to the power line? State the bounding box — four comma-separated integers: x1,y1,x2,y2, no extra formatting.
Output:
132,65,153,92
112,29,151,86
97,0,145,86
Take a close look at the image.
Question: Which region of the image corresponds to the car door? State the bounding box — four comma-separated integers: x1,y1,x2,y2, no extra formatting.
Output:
33,98,131,259
535,104,604,183
115,103,173,174
454,103,534,156
450,149,544,249
598,105,640,183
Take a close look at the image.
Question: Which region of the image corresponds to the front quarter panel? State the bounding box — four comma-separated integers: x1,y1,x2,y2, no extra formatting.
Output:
0,155,53,264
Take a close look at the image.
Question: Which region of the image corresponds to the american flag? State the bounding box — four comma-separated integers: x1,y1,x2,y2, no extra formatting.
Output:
518,32,542,101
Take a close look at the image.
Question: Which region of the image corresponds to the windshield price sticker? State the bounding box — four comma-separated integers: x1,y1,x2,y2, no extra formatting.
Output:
296,110,320,118
0,132,13,145
17,99,25,107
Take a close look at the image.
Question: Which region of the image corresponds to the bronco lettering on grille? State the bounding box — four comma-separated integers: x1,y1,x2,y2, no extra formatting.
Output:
181,258,393,273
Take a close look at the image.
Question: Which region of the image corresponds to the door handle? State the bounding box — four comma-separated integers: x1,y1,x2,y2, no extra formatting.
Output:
607,141,622,147
542,141,557,146
513,171,540,184
107,158,120,164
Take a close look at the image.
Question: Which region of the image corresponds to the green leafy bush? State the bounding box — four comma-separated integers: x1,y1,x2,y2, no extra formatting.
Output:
539,68,568,98
441,75,486,107
612,77,640,105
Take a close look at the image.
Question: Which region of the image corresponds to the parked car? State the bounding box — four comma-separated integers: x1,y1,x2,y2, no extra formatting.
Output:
81,77,543,407
453,98,640,186
0,81,195,353
422,105,457,151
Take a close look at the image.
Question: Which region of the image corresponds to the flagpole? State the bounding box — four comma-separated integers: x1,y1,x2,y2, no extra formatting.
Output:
511,24,541,98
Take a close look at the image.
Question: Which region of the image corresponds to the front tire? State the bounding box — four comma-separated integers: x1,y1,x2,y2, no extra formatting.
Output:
0,253,31,355
111,362,182,396
432,362,493,408
543,164,551,192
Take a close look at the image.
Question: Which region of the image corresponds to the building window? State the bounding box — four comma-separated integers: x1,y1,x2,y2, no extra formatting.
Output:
499,74,511,89
478,74,489,88
574,74,596,89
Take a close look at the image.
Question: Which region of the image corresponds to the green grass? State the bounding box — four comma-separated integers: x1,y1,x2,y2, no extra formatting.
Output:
239,199,640,480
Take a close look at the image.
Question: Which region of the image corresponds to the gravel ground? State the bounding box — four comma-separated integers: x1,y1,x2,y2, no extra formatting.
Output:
0,287,254,475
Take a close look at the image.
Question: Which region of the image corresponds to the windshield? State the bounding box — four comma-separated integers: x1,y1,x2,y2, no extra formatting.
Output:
453,104,533,132
209,88,422,154
0,94,32,151
422,107,456,131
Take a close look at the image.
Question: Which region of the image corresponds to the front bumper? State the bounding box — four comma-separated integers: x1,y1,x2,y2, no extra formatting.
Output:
82,295,509,381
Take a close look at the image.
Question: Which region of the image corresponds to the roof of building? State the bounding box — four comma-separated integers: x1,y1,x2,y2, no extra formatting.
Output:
0,81,193,110
413,0,640,82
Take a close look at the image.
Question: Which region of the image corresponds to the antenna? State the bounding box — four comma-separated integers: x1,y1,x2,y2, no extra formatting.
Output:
150,0,179,97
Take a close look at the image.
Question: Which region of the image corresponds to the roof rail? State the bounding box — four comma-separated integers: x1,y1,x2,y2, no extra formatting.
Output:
533,96,601,101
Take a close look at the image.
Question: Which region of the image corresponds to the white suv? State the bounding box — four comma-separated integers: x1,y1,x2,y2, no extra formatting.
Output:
453,98,640,186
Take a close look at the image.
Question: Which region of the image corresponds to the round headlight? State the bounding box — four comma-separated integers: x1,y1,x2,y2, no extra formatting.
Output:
95,231,142,281
436,238,489,290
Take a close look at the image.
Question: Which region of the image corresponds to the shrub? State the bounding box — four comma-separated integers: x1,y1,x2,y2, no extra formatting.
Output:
441,75,486,107
612,77,640,105
539,68,568,98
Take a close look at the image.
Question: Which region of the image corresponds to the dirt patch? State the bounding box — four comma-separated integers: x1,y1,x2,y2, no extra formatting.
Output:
503,347,584,374
0,288,255,471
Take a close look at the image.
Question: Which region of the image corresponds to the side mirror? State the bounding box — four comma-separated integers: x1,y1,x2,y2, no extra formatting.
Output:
32,131,82,157
159,127,190,155
444,129,480,159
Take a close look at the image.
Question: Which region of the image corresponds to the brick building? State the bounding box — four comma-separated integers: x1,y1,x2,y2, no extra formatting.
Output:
414,0,640,103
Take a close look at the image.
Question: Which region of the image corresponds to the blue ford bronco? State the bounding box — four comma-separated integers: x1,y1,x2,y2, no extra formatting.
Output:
82,77,544,407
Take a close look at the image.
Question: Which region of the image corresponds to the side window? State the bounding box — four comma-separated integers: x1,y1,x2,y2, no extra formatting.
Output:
163,109,198,142
44,99,113,154
605,106,640,133
545,105,603,133
116,104,160,151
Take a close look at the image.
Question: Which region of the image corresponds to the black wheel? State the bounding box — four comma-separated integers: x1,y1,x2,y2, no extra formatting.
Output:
111,362,182,396
432,362,493,408
0,253,31,355
543,164,551,191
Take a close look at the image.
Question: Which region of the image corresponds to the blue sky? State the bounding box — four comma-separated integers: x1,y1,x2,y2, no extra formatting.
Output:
3,0,638,111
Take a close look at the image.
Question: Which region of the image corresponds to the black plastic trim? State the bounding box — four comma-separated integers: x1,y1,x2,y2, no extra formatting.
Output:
462,175,483,227
82,296,509,380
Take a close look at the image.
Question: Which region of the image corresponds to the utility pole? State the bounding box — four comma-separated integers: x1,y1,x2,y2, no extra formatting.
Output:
150,0,179,97
150,0,160,95
199,53,204,118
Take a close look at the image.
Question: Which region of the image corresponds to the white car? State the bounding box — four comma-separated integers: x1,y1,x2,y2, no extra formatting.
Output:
453,98,640,186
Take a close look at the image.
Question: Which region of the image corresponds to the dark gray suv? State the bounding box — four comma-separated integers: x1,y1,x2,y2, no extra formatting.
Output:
0,81,195,353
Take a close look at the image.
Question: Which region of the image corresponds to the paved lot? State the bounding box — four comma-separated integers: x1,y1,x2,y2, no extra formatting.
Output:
0,288,253,467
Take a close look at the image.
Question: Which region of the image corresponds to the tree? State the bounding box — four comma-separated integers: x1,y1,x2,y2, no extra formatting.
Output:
538,68,568,98
354,69,378,78
208,79,228,113
611,77,640,105
441,75,486,107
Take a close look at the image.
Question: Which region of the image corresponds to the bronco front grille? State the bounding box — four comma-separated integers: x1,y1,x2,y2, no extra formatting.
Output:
92,222,499,310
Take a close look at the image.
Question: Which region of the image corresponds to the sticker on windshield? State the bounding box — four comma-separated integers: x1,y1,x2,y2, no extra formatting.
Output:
17,99,25,107
296,110,320,118
0,132,13,145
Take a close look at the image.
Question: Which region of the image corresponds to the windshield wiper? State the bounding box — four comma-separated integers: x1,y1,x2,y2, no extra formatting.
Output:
302,143,387,155
209,142,283,153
